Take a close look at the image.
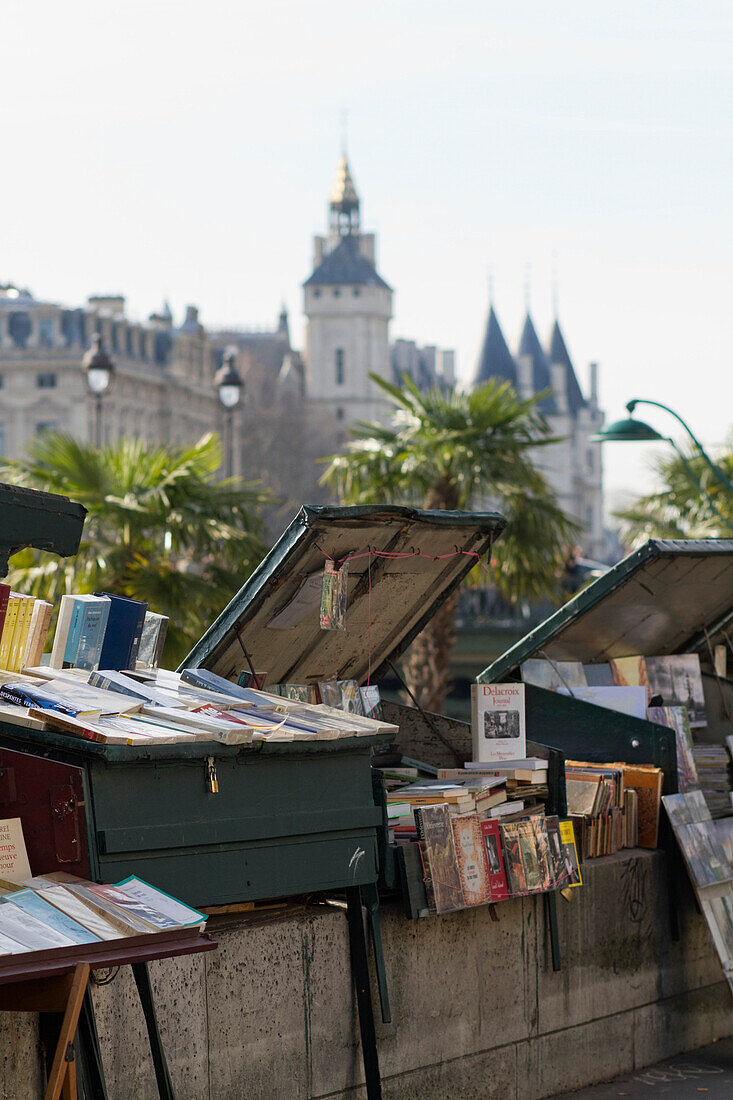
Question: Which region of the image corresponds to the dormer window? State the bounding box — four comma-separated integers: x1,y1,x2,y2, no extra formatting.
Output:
335,348,345,385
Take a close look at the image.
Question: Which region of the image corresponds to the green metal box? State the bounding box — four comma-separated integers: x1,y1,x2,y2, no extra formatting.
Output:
478,539,733,785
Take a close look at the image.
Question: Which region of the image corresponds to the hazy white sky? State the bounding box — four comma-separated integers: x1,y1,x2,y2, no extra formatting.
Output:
1,1,731,515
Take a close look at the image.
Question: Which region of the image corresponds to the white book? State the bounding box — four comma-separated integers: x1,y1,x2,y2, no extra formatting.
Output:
0,902,77,950
0,929,31,956
471,683,526,763
49,594,75,669
114,876,206,930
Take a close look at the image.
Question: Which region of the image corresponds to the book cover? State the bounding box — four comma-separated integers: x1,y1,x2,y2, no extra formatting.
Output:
0,681,98,717
9,597,34,673
87,883,184,931
471,683,526,763
75,596,112,671
115,876,207,929
63,882,157,935
520,659,587,691
415,804,464,913
34,885,126,941
0,903,77,950
0,929,29,955
558,819,583,887
479,819,510,901
63,596,89,666
565,776,602,816
137,612,169,668
49,594,76,669
556,685,648,720
545,816,566,886
21,600,42,670
0,583,10,646
645,654,707,728
500,822,527,894
530,817,555,891
95,593,148,671
0,596,20,670
515,819,543,893
648,705,699,793
1,889,100,944
450,813,491,906
181,667,258,701
0,818,31,883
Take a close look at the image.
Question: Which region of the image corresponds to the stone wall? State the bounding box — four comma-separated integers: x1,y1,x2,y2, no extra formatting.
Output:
1,850,731,1099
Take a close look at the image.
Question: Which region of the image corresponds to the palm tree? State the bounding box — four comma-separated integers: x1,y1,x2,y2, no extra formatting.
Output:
320,375,578,712
615,443,733,545
1,431,270,666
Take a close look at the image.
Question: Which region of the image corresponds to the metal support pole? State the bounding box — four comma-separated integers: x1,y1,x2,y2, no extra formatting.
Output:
345,885,382,1100
95,394,103,449
132,962,175,1100
225,408,233,479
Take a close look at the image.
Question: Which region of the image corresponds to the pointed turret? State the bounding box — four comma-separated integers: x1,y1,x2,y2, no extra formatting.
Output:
548,319,587,415
517,313,556,412
472,306,517,389
329,155,360,237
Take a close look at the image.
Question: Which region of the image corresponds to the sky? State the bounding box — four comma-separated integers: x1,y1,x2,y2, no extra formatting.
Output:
1,1,731,517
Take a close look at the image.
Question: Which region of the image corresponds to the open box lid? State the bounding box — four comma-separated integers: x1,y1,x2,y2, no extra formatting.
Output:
479,538,733,683
183,504,506,685
0,482,87,576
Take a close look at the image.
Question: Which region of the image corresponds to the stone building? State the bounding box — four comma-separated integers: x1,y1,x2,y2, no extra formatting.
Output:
471,303,605,558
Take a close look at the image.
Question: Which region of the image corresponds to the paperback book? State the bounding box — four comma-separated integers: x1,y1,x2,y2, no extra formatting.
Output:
471,683,526,763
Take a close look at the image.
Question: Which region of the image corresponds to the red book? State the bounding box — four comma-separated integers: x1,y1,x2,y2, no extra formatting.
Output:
480,819,510,902
0,583,10,641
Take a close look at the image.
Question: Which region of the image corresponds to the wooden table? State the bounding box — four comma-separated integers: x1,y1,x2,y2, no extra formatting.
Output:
0,931,216,1100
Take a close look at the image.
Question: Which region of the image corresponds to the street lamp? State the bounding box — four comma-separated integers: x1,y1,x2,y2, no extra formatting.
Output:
82,333,115,448
215,349,243,478
592,398,733,532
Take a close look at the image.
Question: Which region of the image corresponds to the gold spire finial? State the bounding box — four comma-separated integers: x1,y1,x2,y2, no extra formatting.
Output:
329,155,359,209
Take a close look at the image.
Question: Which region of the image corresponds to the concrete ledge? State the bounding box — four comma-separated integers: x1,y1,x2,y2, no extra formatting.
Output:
1,851,731,1099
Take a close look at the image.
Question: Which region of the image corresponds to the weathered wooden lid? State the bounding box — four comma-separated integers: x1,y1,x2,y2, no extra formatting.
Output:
183,505,506,685
479,539,733,683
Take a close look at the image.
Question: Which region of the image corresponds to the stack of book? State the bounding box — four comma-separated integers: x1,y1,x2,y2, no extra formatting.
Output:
0,663,396,746
694,745,733,818
0,872,206,957
565,760,663,857
385,776,508,840
0,584,53,674
438,758,550,821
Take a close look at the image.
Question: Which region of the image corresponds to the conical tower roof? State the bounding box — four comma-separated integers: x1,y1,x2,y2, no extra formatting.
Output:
548,319,587,415
472,305,517,389
518,313,557,413
330,155,359,210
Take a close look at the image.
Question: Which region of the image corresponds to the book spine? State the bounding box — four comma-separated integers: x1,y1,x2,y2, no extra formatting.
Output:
413,807,436,911
0,583,10,642
50,594,75,669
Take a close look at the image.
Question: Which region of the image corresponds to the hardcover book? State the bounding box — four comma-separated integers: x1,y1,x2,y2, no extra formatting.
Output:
414,804,464,914
479,819,510,901
471,683,526,763
95,593,148,671
450,813,491,906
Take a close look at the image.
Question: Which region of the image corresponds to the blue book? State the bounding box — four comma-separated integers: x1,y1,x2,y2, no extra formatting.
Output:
63,596,87,665
1,889,101,944
76,597,111,671
181,668,257,699
95,593,148,671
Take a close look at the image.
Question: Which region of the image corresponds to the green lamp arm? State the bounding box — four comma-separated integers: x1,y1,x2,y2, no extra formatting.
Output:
627,398,733,495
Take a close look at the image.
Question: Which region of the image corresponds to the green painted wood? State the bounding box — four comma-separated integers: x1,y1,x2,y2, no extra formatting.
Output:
0,482,86,576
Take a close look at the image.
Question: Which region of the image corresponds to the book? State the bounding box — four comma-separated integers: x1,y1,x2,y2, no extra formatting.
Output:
22,599,53,669
63,595,91,666
545,817,566,886
558,820,583,887
136,612,169,668
556,685,648,720
0,818,31,883
623,765,664,848
471,683,526,763
0,584,10,650
645,655,707,728
86,883,190,931
0,681,103,718
43,876,157,935
530,817,555,891
500,821,528,894
0,903,77,950
479,820,510,901
414,804,464,913
75,596,112,671
9,596,34,673
520,659,587,691
114,876,206,930
0,596,20,671
95,593,148,671
49,594,76,669
648,705,699,793
0,929,30,955
1,888,101,944
31,885,126,941
565,776,602,816
89,670,184,709
180,668,267,705
450,813,491,906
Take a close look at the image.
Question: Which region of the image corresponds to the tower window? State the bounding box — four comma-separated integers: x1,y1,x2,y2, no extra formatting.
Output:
353,288,361,297
313,289,322,298
335,348,345,385
333,288,341,298
36,372,57,389
336,407,344,421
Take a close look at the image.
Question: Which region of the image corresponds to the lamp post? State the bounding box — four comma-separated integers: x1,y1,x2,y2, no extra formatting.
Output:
592,398,733,532
82,333,115,448
215,349,243,478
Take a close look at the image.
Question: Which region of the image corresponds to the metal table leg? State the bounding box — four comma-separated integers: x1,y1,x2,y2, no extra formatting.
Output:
75,989,109,1100
132,963,175,1100
345,886,382,1100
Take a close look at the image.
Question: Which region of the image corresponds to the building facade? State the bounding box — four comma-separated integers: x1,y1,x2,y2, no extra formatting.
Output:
471,303,605,558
